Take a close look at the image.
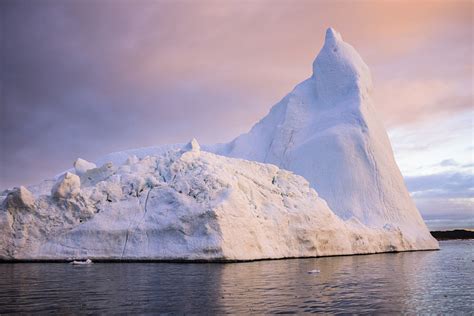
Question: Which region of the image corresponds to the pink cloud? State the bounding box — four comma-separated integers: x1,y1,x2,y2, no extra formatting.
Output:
373,79,472,127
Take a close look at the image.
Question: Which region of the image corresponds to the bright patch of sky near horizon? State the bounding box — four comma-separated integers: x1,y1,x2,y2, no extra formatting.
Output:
1,0,472,229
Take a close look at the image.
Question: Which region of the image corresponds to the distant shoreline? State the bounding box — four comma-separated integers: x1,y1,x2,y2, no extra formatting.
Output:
430,229,474,240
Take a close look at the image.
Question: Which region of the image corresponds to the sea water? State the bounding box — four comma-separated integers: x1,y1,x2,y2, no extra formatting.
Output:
0,240,472,314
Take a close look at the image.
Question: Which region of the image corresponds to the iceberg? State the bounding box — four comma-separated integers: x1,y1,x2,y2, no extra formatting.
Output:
0,28,438,261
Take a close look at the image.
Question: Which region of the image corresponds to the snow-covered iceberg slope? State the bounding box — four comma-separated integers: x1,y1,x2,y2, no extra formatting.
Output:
1,141,419,261
209,28,438,250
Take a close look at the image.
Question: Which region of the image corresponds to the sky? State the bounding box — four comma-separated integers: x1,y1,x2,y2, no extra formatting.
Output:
1,0,472,230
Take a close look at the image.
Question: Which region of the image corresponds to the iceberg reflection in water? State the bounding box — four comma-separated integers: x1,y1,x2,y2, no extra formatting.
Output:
0,240,472,314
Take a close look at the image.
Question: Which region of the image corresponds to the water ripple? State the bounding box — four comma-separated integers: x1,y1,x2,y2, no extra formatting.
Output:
0,240,472,314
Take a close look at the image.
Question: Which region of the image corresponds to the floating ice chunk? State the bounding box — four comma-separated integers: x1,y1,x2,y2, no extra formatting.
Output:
52,172,81,199
70,259,93,265
74,158,96,175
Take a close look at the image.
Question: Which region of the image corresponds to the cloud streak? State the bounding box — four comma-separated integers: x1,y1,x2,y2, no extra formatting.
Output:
406,171,474,199
404,169,474,229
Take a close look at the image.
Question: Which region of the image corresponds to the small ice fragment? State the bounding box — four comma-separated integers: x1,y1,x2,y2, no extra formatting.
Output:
70,259,93,265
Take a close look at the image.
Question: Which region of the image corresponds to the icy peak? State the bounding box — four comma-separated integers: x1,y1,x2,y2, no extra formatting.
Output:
183,138,200,152
324,27,342,45
312,27,372,101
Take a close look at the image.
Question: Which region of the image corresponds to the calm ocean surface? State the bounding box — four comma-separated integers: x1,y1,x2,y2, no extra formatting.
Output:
0,240,472,314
